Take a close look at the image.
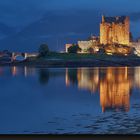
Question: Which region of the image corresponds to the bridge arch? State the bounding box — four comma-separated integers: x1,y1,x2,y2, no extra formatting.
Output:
11,52,38,62
11,52,26,61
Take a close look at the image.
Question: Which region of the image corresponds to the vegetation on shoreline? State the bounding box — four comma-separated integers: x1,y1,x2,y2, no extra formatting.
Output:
1,43,140,67
36,52,140,61
36,43,139,62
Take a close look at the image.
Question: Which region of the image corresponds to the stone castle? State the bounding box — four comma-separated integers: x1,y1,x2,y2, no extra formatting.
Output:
65,15,140,56
100,15,130,45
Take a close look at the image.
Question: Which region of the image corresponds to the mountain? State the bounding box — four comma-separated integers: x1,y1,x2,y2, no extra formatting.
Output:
0,10,101,52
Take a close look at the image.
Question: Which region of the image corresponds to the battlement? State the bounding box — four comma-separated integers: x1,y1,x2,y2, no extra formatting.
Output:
102,16,128,24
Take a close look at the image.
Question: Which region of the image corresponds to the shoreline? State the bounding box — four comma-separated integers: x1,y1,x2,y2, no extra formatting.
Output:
0,58,140,68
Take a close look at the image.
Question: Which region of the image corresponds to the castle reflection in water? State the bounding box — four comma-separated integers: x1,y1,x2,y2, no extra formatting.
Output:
1,66,140,113
66,67,140,113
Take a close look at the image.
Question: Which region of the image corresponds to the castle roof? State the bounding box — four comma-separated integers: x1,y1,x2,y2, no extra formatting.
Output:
103,16,127,24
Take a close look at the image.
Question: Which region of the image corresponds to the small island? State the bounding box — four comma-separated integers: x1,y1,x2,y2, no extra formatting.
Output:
1,15,140,68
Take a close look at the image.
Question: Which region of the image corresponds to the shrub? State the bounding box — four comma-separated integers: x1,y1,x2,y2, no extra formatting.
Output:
68,44,81,53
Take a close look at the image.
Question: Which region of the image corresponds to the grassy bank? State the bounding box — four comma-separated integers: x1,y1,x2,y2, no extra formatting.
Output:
1,52,140,67
37,52,140,61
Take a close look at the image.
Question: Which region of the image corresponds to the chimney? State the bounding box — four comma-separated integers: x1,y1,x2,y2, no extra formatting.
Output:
102,15,105,23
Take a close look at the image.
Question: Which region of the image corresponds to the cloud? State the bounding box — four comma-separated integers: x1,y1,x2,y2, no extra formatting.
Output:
0,0,52,27
0,0,140,28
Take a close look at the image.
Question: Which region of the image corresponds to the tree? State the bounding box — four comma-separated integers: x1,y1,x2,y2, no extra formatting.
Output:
38,44,50,57
68,44,81,53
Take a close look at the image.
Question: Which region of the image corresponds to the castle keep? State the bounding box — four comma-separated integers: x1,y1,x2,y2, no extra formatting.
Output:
100,16,130,45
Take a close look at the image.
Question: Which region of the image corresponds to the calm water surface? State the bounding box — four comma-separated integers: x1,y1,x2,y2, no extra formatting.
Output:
1,66,140,134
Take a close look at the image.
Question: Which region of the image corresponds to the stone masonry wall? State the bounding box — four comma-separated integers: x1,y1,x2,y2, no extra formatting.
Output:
100,16,130,45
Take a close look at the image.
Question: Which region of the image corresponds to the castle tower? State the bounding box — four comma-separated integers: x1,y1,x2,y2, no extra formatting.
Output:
100,16,130,45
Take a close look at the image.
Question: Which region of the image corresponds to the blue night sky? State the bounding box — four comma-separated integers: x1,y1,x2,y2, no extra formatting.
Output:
1,0,140,27
0,0,140,51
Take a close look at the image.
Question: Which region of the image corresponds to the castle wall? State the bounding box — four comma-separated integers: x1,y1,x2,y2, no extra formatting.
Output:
100,16,130,45
65,44,72,53
130,42,140,56
78,40,99,53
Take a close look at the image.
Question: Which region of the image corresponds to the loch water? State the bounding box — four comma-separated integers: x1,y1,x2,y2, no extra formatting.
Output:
0,66,140,134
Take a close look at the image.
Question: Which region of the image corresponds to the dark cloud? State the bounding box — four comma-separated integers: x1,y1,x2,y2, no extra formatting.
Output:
0,0,140,37
0,0,140,27
0,0,52,27
0,0,140,51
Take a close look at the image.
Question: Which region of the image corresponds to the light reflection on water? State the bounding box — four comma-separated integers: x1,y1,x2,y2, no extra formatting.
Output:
65,67,135,113
1,66,139,113
1,66,140,134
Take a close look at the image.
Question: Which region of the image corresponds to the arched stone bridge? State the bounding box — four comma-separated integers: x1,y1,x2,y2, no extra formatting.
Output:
11,52,38,61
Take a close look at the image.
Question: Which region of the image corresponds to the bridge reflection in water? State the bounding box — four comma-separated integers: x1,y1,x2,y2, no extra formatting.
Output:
65,67,136,113
11,66,36,77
